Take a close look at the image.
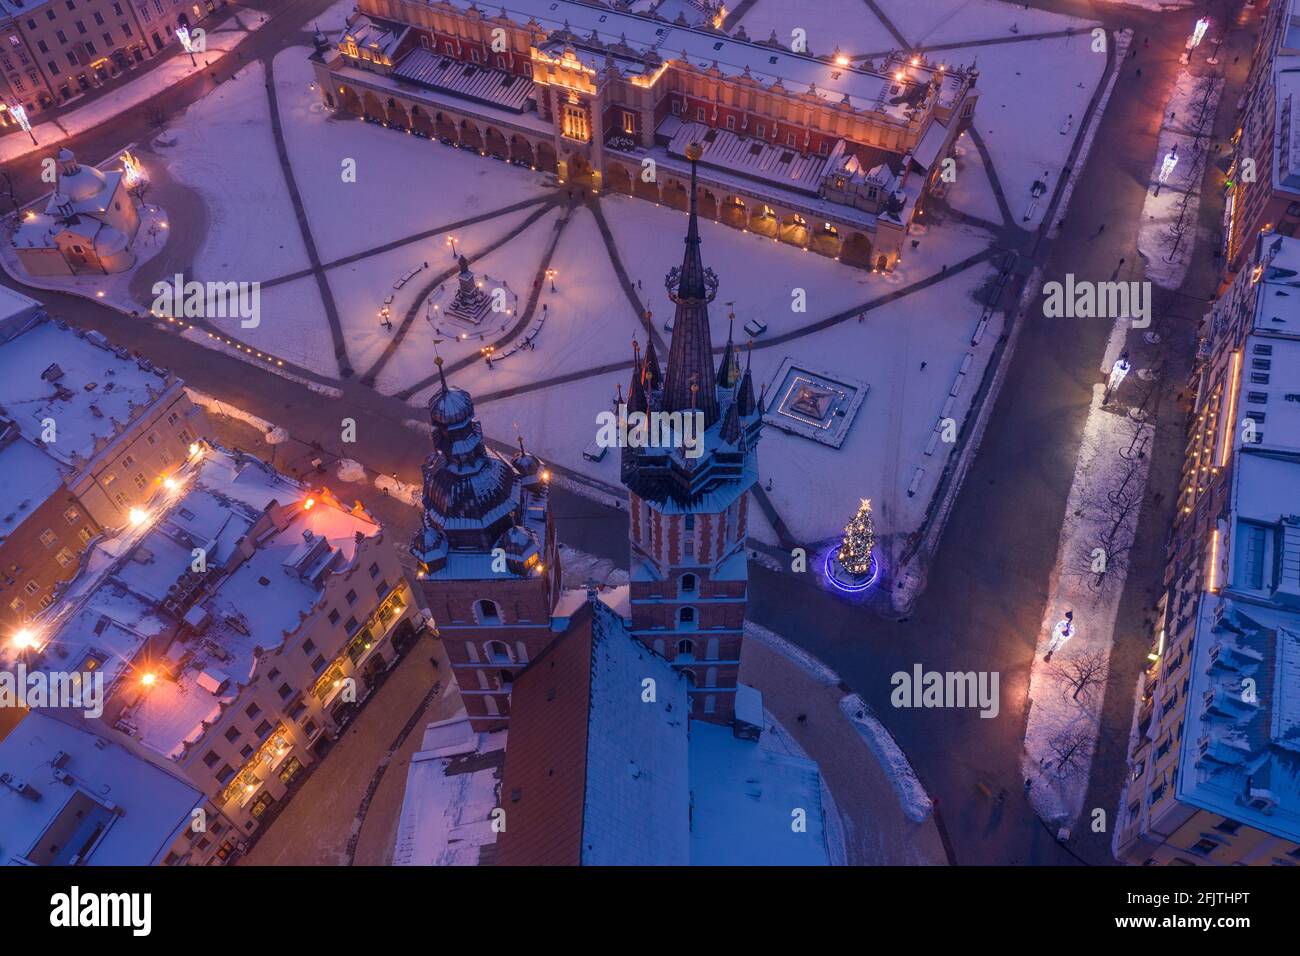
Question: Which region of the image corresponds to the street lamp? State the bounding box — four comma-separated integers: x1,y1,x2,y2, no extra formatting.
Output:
1189,16,1210,49
176,26,198,67
1155,144,1178,196
447,235,458,258
1106,351,1131,403
10,103,36,146
546,268,557,292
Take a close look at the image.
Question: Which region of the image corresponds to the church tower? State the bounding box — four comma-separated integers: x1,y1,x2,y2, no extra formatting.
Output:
622,143,763,724
411,359,561,733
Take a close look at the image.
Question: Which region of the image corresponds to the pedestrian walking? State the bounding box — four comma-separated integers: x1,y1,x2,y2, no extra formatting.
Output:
1136,68,1142,78
1097,223,1106,235
920,361,927,371
857,311,865,323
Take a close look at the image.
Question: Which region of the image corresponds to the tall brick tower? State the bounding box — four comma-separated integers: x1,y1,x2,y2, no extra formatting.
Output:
622,143,762,724
411,359,561,733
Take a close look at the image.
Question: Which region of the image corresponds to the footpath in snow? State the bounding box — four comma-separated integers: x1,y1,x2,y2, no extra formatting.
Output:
1021,321,1155,828
1136,66,1225,290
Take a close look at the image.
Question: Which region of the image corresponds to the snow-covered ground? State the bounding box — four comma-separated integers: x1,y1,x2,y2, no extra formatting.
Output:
119,1,1120,552
1021,322,1155,827
1136,67,1224,290
877,0,1094,48
0,13,268,164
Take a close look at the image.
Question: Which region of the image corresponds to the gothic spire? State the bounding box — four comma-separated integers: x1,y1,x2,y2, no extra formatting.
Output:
628,338,647,413
642,314,662,391
662,143,720,427
737,341,756,416
717,312,740,388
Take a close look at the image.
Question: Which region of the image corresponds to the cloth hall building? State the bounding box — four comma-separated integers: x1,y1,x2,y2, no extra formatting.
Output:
310,0,980,271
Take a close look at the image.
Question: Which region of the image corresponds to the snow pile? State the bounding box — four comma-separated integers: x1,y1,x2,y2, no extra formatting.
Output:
1136,68,1225,290
839,693,934,822
336,459,368,483
745,621,841,686
185,386,279,436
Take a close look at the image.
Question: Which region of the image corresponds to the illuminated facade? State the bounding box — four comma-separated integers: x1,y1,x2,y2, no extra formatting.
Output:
1114,231,1300,865
310,0,980,270
0,0,225,119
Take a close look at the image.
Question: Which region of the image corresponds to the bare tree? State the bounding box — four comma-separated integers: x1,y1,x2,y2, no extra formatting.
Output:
1047,724,1095,779
1048,648,1110,704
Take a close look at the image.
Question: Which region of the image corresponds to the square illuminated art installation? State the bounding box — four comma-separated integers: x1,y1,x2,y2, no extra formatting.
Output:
762,358,868,448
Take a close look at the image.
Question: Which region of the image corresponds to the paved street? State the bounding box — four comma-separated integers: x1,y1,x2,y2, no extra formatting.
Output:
0,0,1256,865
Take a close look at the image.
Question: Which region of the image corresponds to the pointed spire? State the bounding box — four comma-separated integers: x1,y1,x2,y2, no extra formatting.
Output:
628,338,647,413
717,312,740,388
642,316,662,391
435,354,448,393
737,341,756,416
721,384,741,444
662,143,720,426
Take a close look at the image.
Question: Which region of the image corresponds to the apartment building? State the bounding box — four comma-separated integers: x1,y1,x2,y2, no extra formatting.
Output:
0,707,241,865
1114,230,1300,865
0,0,224,121
0,296,208,629
313,0,979,270
1223,0,1300,279
3,440,423,849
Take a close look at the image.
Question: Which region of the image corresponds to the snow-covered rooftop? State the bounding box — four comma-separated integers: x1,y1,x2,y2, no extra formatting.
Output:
18,442,382,761
0,319,177,469
393,48,534,112
0,434,65,544
392,717,506,866
0,709,203,865
1177,598,1300,845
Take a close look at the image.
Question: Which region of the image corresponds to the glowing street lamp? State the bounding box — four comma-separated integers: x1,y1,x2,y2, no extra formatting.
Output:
11,627,37,651
1189,17,1210,49
1105,351,1132,406
176,26,198,67
446,235,458,258
546,268,557,292
1155,144,1178,196
129,507,148,526
10,103,36,146
140,672,157,688
120,150,145,190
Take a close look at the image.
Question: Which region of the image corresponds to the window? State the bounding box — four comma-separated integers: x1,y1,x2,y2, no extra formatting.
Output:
55,548,76,568
561,102,589,142
310,654,327,674
622,110,635,135
678,607,696,628
725,115,735,130
676,638,694,656
680,573,697,594
328,609,340,626
37,39,49,54
224,726,241,743
345,588,357,605
75,20,86,34
375,581,389,598
755,123,765,137
1191,838,1219,855
40,529,58,549
245,702,261,720
202,750,220,768
56,30,68,43
345,617,360,635
368,561,380,579
696,106,705,121
486,640,511,663
94,11,104,24
303,719,318,737
1214,818,1242,835
278,682,293,700
302,638,316,655
47,10,57,20
474,599,501,624
215,764,235,784
255,720,273,739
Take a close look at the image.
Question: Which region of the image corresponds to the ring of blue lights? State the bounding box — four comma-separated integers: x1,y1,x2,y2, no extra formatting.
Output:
824,550,881,594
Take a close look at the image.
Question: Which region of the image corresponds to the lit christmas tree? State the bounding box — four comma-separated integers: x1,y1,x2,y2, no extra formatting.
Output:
837,498,876,576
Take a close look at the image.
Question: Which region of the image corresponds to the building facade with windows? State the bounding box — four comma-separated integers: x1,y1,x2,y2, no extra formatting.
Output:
0,304,208,629
3,440,422,854
311,0,979,270
0,0,225,121
1114,230,1300,865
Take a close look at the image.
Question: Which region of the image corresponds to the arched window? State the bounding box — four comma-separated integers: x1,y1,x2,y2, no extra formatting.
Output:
677,606,696,629
676,638,694,658
705,667,717,687
704,694,716,714
485,640,511,664
680,668,697,687
474,599,501,624
706,637,719,660
680,573,697,595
